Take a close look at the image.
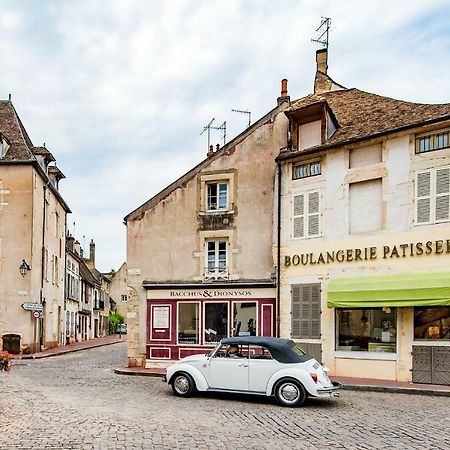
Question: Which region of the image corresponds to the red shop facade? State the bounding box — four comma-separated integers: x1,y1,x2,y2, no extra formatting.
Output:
144,283,276,364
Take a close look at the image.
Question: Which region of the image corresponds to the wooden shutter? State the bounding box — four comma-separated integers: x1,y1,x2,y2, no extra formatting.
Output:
293,194,305,238
291,284,321,339
416,171,431,224
435,167,450,222
307,191,320,236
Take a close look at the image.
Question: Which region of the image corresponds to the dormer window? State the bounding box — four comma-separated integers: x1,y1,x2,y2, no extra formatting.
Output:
207,182,228,211
0,134,10,158
298,120,322,150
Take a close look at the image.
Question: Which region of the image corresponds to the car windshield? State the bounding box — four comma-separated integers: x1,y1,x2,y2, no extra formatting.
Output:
290,343,307,356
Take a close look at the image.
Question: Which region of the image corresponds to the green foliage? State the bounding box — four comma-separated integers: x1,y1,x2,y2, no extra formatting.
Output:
109,311,125,334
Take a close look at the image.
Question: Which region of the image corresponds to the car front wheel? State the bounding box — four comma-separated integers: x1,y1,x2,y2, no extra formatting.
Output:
171,372,196,397
274,378,307,407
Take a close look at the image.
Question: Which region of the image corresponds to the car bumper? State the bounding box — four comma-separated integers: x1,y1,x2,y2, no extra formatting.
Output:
315,381,341,397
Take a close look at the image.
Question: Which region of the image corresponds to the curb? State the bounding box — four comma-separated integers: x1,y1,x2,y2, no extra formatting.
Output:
114,368,165,378
114,369,450,397
340,384,450,397
19,339,124,360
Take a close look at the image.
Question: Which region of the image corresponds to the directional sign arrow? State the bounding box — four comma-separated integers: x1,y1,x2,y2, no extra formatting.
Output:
21,302,43,312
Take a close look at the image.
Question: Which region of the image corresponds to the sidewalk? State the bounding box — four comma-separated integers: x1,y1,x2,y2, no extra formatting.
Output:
114,366,450,397
15,335,126,359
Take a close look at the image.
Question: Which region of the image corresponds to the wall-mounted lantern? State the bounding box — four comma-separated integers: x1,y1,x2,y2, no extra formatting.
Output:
19,259,31,277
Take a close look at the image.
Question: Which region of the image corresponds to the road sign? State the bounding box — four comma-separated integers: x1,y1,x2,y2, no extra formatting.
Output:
21,302,43,312
32,310,41,319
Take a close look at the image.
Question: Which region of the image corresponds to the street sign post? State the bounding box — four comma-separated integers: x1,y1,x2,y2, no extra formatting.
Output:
21,302,43,312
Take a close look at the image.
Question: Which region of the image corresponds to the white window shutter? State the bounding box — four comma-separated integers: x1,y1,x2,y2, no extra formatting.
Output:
308,191,320,236
435,167,450,222
293,194,305,238
416,171,432,224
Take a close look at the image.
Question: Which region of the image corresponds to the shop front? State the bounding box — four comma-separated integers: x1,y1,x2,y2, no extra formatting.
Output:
144,283,276,365
328,272,450,385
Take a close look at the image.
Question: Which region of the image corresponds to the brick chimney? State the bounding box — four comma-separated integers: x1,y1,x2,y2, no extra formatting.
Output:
277,79,290,105
316,48,328,74
314,48,333,94
89,239,95,267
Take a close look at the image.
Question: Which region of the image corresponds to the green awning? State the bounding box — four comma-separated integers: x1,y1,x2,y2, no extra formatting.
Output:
328,272,450,308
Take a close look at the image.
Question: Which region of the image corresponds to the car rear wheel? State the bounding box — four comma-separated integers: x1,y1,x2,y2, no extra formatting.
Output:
274,378,307,407
171,372,196,397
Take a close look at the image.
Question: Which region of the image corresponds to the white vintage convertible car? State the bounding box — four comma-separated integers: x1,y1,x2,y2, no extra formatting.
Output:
164,336,340,407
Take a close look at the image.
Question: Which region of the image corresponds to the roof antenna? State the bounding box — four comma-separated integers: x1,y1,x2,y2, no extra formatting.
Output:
232,109,251,128
200,118,215,150
311,17,331,49
210,121,227,146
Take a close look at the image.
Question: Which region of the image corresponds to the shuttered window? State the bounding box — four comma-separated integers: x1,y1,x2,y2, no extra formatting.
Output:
416,167,450,225
293,190,321,238
291,284,321,339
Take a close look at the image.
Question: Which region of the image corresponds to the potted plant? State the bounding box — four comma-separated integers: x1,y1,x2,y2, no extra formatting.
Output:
0,351,12,372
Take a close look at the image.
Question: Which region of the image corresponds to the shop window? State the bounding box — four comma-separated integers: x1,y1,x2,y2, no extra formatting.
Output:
205,240,227,279
178,303,200,345
414,306,450,340
291,284,321,339
232,302,257,337
204,302,228,343
335,308,397,352
292,190,321,239
415,167,450,225
207,182,228,211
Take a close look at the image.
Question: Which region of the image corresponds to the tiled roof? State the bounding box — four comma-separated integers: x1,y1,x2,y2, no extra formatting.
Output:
33,146,56,163
0,100,35,161
280,88,450,159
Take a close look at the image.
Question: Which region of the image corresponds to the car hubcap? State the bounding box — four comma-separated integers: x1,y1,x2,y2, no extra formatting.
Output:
280,383,299,403
174,376,189,394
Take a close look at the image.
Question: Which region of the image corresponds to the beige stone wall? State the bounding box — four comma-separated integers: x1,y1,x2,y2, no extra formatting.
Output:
278,124,450,381
109,262,129,319
126,108,288,365
0,165,66,353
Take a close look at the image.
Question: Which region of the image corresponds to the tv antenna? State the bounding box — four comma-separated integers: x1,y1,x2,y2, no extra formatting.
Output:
200,118,215,149
201,118,227,148
311,17,331,49
232,108,251,128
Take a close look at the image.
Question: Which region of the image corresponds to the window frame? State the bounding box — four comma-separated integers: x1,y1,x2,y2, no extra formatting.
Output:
203,301,229,345
292,160,321,180
415,130,450,154
177,301,201,346
205,239,228,277
206,181,229,212
292,189,321,239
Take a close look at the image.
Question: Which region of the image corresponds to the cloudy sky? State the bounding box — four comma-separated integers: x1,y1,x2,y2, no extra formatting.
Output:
1,0,449,271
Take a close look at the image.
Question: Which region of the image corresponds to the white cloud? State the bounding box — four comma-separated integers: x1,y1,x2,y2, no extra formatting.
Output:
1,0,449,270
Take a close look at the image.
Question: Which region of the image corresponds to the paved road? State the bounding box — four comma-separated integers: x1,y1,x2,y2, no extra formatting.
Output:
0,343,449,449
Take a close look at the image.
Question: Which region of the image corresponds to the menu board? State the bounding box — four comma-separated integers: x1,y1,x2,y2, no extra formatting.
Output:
153,306,169,329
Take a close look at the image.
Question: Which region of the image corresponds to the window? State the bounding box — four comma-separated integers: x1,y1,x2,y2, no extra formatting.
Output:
415,131,449,153
121,294,128,302
205,240,227,278
292,190,320,238
207,182,228,211
204,302,228,343
178,303,199,345
335,308,397,352
293,161,321,180
416,167,450,225
291,284,320,339
349,179,382,234
414,306,450,340
249,345,273,360
298,120,321,150
232,302,257,337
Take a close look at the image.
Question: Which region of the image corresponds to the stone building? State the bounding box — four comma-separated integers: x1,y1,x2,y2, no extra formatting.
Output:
124,84,290,367
107,262,129,319
65,236,82,344
0,100,70,353
276,48,450,384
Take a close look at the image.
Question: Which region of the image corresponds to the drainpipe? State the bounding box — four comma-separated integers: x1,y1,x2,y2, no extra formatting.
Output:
39,181,50,350
276,160,282,338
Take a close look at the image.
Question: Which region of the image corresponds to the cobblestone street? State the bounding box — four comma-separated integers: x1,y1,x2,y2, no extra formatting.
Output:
0,342,449,449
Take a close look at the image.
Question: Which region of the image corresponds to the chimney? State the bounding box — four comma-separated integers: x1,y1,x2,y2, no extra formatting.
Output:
73,240,81,256
277,79,290,105
316,48,328,74
89,239,95,267
207,145,214,157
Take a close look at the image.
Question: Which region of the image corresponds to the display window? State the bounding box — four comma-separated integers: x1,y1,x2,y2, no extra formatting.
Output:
335,307,397,353
204,302,229,343
178,302,200,345
232,302,257,337
414,306,450,340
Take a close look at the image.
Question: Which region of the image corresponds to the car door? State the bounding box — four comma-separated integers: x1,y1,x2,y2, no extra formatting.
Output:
207,344,249,391
248,345,281,393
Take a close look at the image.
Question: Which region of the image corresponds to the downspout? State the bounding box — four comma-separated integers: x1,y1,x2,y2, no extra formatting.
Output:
39,181,50,349
276,160,282,338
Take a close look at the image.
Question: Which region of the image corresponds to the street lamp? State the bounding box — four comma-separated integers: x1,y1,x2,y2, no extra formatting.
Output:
19,259,31,277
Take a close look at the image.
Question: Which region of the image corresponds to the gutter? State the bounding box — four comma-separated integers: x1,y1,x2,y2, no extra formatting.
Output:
276,160,282,338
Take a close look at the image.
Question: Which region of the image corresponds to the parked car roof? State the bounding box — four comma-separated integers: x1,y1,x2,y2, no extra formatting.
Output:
220,336,312,364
